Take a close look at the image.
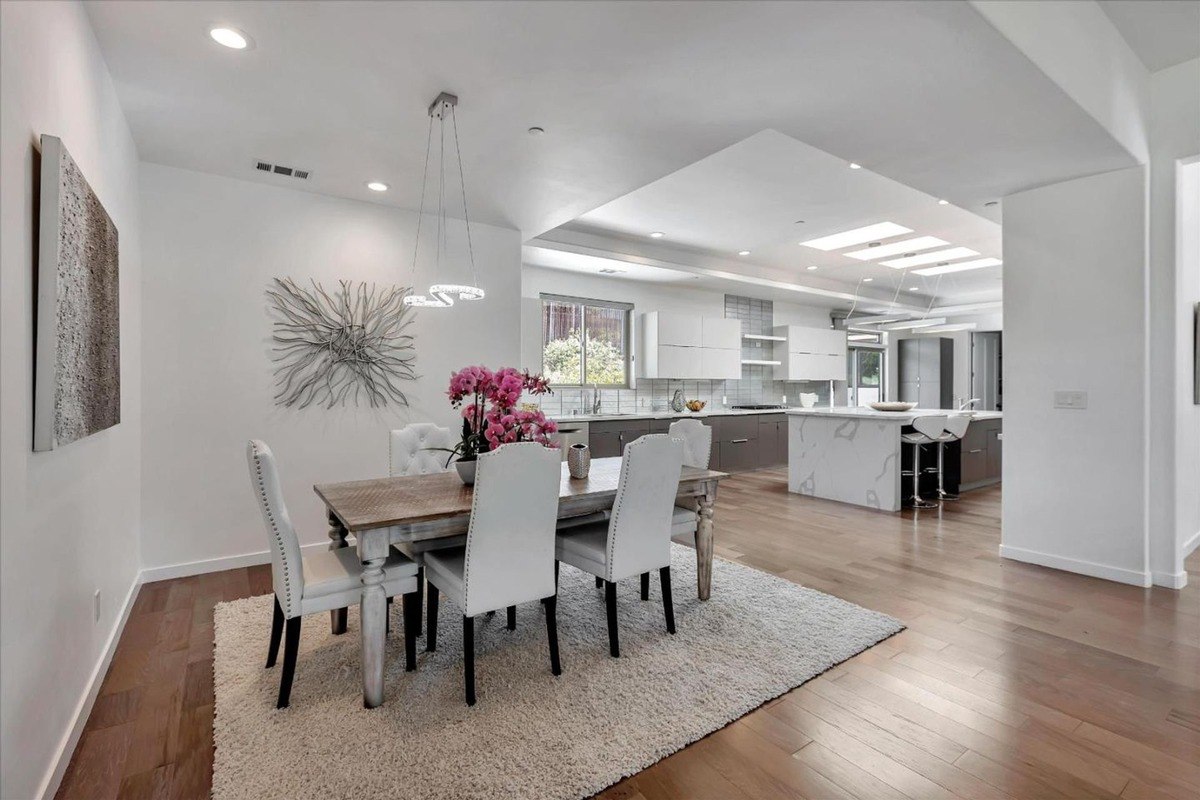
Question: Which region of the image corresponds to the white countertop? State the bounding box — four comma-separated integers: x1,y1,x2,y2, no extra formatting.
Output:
550,408,788,424
785,407,1002,422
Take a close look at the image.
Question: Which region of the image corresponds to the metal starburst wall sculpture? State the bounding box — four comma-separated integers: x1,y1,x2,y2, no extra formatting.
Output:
267,278,417,409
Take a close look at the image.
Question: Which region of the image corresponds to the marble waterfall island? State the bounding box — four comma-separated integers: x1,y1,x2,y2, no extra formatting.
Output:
785,408,1001,511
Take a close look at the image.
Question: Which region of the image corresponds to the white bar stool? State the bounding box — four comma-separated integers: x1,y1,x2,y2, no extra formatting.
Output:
901,415,947,509
935,415,973,501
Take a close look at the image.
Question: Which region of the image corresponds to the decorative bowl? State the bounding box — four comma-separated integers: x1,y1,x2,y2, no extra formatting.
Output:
685,399,706,412
869,401,918,412
798,393,818,408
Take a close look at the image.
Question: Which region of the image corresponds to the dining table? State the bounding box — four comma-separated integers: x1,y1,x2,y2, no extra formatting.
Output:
313,456,728,708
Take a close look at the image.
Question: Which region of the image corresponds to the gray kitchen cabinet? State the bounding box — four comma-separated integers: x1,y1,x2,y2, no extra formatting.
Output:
711,416,758,472
898,338,954,409
757,414,788,467
959,418,1002,489
588,419,650,459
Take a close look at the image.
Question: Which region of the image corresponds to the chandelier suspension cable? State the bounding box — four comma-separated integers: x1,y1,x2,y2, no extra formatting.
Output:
407,115,434,286
450,105,479,290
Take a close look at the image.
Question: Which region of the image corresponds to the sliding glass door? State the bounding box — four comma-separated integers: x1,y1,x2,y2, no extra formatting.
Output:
848,347,884,406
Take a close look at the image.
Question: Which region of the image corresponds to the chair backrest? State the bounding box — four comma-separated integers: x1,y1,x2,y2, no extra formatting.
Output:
389,423,454,476
943,414,972,440
668,418,712,469
462,442,562,616
246,440,304,617
911,415,948,440
606,434,685,581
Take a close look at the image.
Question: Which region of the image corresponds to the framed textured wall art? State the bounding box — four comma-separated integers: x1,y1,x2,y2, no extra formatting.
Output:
34,135,121,451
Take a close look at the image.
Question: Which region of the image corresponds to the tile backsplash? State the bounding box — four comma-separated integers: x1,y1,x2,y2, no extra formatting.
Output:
531,294,838,417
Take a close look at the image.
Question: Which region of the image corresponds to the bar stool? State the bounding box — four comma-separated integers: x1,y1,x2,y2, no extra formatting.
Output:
935,415,972,501
901,415,947,509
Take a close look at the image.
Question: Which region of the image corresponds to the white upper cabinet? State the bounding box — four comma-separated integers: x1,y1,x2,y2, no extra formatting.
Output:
640,311,742,379
772,326,848,382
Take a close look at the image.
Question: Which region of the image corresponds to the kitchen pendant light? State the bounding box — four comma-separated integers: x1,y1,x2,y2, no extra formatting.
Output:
404,92,485,308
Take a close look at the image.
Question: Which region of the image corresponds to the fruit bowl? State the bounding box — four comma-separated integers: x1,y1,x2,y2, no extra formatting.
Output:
685,399,706,413
869,401,917,412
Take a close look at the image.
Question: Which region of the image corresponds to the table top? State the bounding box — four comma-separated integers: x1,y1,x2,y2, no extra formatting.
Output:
314,457,727,532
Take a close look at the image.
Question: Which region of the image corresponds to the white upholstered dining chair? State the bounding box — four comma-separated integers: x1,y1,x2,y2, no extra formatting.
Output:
667,418,710,554
389,423,454,477
555,434,684,657
247,440,421,708
420,442,563,706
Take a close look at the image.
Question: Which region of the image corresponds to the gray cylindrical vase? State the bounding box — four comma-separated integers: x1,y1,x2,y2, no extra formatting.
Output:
567,443,591,479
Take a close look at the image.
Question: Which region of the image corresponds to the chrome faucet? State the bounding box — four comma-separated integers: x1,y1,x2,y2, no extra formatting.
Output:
591,384,602,414
959,397,981,410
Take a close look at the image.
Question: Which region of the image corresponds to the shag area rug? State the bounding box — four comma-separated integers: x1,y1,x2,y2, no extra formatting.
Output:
213,544,901,800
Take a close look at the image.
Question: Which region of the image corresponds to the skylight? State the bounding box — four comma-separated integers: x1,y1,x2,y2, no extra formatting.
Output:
799,222,912,251
843,236,950,261
881,247,979,269
911,257,1002,276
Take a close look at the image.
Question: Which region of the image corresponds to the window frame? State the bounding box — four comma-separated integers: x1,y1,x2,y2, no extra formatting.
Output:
847,344,886,405
539,293,634,389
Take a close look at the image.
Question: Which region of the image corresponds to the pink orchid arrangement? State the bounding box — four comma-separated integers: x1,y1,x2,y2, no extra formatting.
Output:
443,365,556,464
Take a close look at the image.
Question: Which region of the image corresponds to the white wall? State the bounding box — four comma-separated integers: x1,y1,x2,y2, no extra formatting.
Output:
0,3,143,798
1176,158,1200,563
1147,58,1200,586
138,164,522,573
520,265,833,373
1001,166,1149,586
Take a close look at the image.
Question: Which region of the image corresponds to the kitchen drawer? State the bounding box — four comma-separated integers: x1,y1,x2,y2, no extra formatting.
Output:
588,431,623,459
960,421,988,453
648,419,673,433
589,419,651,436
756,414,787,427
715,437,759,471
960,442,988,484
715,415,759,442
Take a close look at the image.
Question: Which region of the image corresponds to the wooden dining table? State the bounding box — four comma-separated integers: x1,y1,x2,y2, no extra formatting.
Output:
313,457,728,708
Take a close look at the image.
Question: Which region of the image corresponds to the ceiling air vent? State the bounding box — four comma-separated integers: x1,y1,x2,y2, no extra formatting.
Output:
253,160,310,180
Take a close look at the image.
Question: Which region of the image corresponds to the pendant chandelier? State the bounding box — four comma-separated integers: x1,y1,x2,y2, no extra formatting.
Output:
403,92,485,308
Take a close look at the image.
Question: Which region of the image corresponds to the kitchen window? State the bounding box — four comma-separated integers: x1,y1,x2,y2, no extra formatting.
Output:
540,294,633,387
847,346,884,406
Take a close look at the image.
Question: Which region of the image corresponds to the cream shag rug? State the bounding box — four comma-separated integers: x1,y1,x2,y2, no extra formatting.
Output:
213,545,901,800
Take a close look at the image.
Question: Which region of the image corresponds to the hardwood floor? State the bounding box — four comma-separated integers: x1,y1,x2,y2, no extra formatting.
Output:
56,470,1199,800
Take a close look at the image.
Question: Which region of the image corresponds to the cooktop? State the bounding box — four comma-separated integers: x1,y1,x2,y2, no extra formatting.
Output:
731,404,786,410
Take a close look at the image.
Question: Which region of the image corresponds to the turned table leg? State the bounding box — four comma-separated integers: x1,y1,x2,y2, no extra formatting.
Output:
328,509,349,634
695,483,717,601
359,529,389,708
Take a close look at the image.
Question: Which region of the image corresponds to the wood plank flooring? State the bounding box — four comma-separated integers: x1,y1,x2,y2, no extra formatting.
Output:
56,471,1199,800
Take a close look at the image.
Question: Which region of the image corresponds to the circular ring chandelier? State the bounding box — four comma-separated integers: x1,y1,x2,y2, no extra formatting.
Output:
403,92,485,308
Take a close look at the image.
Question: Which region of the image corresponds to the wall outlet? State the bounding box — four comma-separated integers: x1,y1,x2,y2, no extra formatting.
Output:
93,590,101,623
722,395,727,405
1054,391,1088,410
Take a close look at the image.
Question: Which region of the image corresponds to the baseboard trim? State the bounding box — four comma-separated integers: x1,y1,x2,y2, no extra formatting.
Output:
999,544,1152,588
1152,570,1189,589
140,541,331,584
1184,527,1200,558
37,571,142,800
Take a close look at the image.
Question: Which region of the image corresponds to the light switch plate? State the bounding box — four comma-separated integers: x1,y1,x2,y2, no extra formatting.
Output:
1054,391,1088,410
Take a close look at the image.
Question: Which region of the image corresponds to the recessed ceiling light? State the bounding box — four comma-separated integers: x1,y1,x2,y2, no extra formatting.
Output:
984,201,999,207
806,265,818,271
938,199,949,205
209,27,250,49
528,126,545,135
862,277,874,282
849,162,862,170
881,247,980,269
843,236,949,261
649,231,665,238
366,181,389,192
598,267,625,274
800,222,913,251
912,257,1002,276
737,250,751,256
909,287,920,291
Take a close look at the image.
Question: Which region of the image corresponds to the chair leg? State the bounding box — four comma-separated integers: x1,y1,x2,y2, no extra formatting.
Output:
330,606,347,635
545,560,560,605
545,594,562,676
660,566,676,635
463,615,476,706
507,605,516,631
276,615,301,709
266,597,284,668
385,596,392,636
605,580,620,658
640,572,650,601
595,575,603,589
426,582,439,652
402,591,418,672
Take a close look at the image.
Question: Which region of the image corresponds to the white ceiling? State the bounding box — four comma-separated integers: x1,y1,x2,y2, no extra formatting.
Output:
84,0,1137,240
556,129,1002,306
1099,1,1200,72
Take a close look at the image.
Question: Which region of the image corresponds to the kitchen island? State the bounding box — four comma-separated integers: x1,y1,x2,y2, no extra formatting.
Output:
786,407,1002,511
